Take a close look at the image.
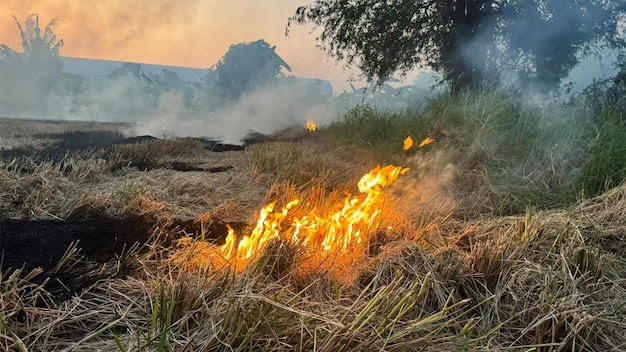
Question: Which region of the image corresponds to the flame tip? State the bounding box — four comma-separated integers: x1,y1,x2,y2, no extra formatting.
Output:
403,136,414,150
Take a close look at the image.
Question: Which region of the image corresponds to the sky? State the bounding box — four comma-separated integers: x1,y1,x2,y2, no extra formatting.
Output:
0,0,395,93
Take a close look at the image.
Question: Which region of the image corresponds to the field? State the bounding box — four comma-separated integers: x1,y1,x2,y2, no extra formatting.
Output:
1,89,625,351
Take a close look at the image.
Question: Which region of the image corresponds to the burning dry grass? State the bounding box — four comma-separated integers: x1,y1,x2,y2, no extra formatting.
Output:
1,117,626,351
3,186,625,350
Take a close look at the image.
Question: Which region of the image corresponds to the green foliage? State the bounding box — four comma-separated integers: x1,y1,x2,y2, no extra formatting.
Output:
574,54,626,196
322,86,626,215
574,120,626,197
0,14,64,114
327,87,544,165
215,39,291,99
582,51,626,121
325,105,434,158
288,1,626,91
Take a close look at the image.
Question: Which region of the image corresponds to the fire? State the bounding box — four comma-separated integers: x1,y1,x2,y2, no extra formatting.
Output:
418,137,435,147
403,136,414,150
405,136,434,150
219,164,408,263
305,121,317,131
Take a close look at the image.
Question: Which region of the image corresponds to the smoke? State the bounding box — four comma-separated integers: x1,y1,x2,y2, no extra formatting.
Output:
37,65,337,144
46,73,155,122
134,80,337,144
390,151,457,222
333,71,443,112
0,0,365,92
456,1,625,94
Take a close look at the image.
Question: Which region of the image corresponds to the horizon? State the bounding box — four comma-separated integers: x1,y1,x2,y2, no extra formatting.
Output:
0,0,423,93
0,1,619,97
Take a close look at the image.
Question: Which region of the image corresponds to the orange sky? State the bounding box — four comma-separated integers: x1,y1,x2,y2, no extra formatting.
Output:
0,0,393,92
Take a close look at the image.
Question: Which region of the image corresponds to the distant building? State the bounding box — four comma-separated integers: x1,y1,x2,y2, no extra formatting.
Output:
59,56,333,95
60,56,207,83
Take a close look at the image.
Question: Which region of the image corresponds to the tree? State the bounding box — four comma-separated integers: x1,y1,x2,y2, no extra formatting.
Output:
109,62,144,80
287,1,626,92
583,51,626,118
0,14,64,113
214,39,291,99
105,62,160,115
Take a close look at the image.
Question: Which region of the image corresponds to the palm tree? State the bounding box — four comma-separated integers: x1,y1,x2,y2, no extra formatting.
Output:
1,14,64,68
0,14,64,114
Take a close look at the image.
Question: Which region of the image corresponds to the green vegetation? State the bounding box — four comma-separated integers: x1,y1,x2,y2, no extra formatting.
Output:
323,87,626,216
289,1,626,91
1,86,625,350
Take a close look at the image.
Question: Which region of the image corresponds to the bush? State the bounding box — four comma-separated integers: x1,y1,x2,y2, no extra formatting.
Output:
321,86,626,216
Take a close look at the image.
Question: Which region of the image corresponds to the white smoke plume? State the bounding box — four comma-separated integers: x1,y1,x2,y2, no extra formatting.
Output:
134,80,337,144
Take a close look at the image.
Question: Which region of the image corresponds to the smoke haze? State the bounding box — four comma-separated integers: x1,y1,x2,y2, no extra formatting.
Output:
0,0,371,92
133,81,337,144
456,1,625,93
1,1,623,145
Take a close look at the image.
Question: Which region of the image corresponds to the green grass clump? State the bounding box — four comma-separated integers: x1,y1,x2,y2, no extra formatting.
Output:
324,105,435,158
321,86,626,216
573,118,626,197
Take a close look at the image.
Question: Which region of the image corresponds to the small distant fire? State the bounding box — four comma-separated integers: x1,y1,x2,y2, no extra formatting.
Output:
305,121,317,131
418,137,435,147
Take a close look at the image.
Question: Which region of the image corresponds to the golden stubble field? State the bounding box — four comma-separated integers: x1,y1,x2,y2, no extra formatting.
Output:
1,117,625,351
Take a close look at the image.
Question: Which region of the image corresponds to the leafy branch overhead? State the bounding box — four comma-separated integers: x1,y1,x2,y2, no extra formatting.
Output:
288,0,626,91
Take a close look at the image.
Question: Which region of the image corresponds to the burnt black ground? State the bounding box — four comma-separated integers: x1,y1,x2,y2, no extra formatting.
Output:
0,215,248,300
0,126,249,299
0,130,245,163
0,215,156,299
0,217,153,272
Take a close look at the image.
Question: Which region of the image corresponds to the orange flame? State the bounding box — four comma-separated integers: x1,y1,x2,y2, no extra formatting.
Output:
219,165,408,263
305,121,317,131
418,137,435,147
403,136,414,151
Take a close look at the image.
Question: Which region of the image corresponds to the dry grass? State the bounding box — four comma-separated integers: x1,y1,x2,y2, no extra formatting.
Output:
248,140,377,190
4,190,624,351
0,137,264,222
1,119,625,351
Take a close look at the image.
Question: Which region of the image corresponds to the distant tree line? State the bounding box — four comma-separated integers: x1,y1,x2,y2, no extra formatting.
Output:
2,5,626,120
0,15,329,119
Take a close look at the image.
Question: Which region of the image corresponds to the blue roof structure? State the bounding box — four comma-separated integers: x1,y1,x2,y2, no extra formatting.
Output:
60,56,208,82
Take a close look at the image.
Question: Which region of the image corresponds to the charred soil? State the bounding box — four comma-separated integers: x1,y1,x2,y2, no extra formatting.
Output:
0,118,250,299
